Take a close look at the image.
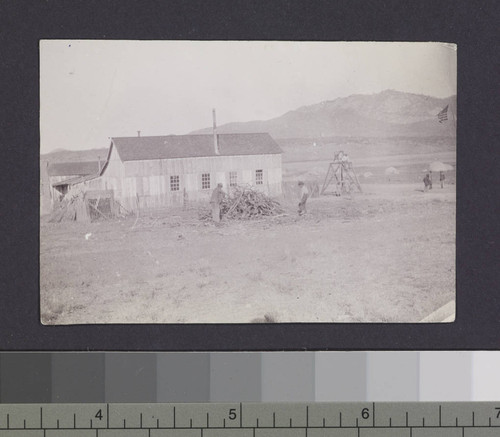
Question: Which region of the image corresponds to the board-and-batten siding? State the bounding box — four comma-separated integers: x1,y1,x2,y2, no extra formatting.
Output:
89,152,282,211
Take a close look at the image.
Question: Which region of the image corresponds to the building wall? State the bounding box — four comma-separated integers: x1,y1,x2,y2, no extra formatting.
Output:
86,152,282,211
83,143,125,202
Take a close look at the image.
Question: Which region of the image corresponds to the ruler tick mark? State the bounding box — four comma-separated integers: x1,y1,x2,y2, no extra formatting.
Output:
2,401,497,435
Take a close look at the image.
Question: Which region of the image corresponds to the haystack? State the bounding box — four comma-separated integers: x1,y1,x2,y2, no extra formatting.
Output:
429,161,454,172
384,167,400,175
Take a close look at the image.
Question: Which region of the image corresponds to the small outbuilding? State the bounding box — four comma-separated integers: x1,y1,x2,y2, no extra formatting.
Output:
47,161,101,199
40,160,101,213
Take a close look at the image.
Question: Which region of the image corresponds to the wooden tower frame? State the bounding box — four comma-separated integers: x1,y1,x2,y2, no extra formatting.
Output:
320,156,362,195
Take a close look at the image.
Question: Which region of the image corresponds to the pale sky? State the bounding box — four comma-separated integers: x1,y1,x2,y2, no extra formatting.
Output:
40,41,457,153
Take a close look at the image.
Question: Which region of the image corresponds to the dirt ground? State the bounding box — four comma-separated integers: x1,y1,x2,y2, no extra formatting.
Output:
40,180,455,324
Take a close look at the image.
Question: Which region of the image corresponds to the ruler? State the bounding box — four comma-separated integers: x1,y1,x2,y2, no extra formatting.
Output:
0,402,499,436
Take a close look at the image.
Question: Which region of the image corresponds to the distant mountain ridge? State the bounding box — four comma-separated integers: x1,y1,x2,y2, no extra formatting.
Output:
41,147,109,163
41,90,456,163
192,89,456,138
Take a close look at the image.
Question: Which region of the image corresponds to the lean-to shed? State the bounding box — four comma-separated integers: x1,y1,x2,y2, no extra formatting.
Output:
45,161,101,204
84,133,283,211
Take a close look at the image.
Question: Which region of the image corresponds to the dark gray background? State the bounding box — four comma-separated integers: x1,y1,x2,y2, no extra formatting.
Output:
0,0,498,351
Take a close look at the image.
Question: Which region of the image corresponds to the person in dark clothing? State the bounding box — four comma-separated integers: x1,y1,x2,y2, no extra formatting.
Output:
298,181,309,215
423,174,431,192
210,183,224,222
440,171,445,188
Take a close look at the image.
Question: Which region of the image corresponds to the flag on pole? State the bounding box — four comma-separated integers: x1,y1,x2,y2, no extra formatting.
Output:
437,105,449,123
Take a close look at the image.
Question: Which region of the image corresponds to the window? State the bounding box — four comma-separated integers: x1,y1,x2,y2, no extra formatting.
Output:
229,171,238,187
170,175,180,191
201,173,211,190
256,169,263,185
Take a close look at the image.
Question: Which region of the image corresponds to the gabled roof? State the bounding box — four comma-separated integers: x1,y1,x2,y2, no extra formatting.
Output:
51,173,99,187
47,161,101,177
111,133,282,162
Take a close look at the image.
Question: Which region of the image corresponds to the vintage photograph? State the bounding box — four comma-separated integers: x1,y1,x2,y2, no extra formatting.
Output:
40,41,456,324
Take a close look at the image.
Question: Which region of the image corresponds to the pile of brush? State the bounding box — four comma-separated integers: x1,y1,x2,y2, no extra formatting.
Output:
221,187,284,219
198,187,284,221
